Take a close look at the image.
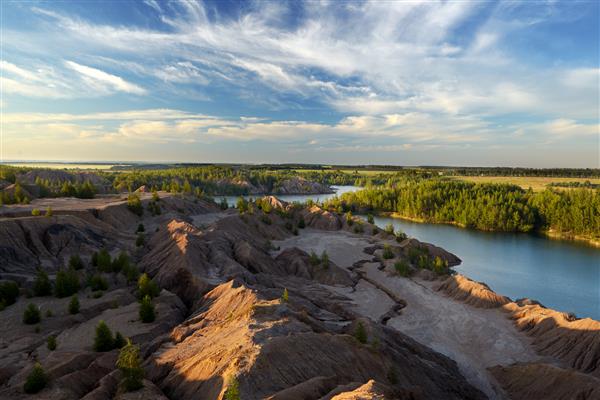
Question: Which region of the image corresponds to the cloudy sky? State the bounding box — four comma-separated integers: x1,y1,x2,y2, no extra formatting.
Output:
1,0,598,166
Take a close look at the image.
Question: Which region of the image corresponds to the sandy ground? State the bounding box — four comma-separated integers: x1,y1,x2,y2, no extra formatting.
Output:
274,229,541,399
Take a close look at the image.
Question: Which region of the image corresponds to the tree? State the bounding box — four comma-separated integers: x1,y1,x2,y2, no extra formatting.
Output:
219,197,229,210
47,335,57,351
114,331,127,349
433,256,448,275
139,295,155,323
354,321,368,344
31,208,41,216
345,211,354,226
236,197,248,213
96,249,112,272
33,269,52,296
382,244,394,260
88,274,108,291
54,268,80,298
112,251,130,273
45,206,53,217
68,295,80,314
309,251,320,266
127,193,143,216
94,320,114,352
385,223,395,235
23,303,41,324
367,214,374,224
136,223,145,233
116,339,144,392
68,254,84,270
138,274,160,299
23,363,48,394
281,288,289,303
0,281,19,307
135,233,145,247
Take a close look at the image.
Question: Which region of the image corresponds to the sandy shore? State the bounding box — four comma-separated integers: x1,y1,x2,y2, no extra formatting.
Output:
273,229,542,399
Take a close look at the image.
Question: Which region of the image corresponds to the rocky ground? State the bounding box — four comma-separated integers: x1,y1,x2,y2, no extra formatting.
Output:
0,193,598,399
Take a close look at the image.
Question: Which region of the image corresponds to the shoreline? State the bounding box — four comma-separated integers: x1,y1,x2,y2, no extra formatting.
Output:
379,211,600,248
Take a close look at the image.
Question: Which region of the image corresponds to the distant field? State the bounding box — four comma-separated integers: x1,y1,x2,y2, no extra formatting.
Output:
453,176,600,191
5,162,121,170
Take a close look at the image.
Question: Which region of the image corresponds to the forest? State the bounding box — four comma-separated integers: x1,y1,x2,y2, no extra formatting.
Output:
324,179,600,240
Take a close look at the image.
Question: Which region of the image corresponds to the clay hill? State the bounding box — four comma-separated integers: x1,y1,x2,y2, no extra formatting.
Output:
0,193,598,399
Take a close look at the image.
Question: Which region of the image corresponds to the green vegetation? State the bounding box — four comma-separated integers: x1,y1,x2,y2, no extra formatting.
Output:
326,178,600,240
114,331,127,349
94,320,115,352
68,295,80,314
321,251,329,268
45,206,53,217
224,377,241,400
54,268,80,298
384,223,394,235
136,223,145,233
23,303,41,324
354,321,368,344
111,251,131,273
382,245,394,260
88,274,108,291
68,254,84,270
94,249,112,272
433,256,449,275
136,233,145,247
139,295,156,323
33,270,52,297
138,274,160,299
394,261,410,277
281,288,289,303
116,339,144,392
309,251,320,266
127,193,143,216
47,335,57,351
0,281,19,309
31,208,41,216
23,363,48,394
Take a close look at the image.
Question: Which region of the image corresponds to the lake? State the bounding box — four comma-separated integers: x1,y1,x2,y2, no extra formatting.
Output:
214,185,360,207
372,215,600,320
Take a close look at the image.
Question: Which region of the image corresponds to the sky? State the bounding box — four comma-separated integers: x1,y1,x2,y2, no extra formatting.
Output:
1,0,599,167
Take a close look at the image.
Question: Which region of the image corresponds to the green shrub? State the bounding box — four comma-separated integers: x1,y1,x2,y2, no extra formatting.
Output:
139,295,155,323
367,214,374,224
433,256,448,275
345,212,354,226
116,339,144,392
382,244,394,259
68,295,80,314
321,251,329,268
354,321,368,344
394,261,409,277
122,263,140,283
138,274,159,299
372,226,379,235
88,274,108,291
96,249,112,272
111,251,130,273
45,206,53,217
219,198,229,210
297,217,305,229
31,208,41,216
91,291,104,299
23,303,41,324
54,268,80,298
136,223,145,233
23,363,48,394
309,251,320,266
114,331,126,349
45,309,53,317
47,335,57,351
224,377,240,400
0,280,19,307
395,231,408,242
93,320,114,352
33,269,52,297
68,254,84,270
417,255,431,270
236,197,248,213
384,223,395,235
127,193,143,216
353,222,364,233
135,233,145,247
280,288,289,303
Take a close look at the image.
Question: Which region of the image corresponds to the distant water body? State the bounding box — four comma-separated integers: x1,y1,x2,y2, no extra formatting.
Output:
214,185,360,207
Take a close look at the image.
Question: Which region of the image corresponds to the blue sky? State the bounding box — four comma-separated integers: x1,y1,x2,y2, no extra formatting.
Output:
1,0,598,166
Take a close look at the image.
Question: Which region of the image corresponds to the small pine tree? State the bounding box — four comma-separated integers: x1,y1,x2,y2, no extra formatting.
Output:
45,206,53,217
309,251,320,266
23,303,41,324
281,288,289,303
88,274,109,291
367,214,374,224
137,274,159,299
385,223,395,235
224,377,240,400
345,211,354,226
47,335,57,351
139,295,155,323
0,280,19,306
354,321,368,344
382,244,394,260
116,339,144,392
93,320,114,352
31,208,41,216
68,295,80,314
54,268,80,298
114,331,127,349
68,254,84,270
23,363,48,394
135,233,145,247
136,223,145,233
96,249,112,272
219,197,229,210
33,269,52,297
127,193,143,216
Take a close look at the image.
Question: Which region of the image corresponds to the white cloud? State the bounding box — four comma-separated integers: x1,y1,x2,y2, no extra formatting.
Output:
65,61,146,95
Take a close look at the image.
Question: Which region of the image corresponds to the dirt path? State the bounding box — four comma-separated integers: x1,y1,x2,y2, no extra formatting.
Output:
274,229,542,399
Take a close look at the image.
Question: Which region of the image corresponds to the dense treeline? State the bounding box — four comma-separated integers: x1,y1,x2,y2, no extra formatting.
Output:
325,179,600,239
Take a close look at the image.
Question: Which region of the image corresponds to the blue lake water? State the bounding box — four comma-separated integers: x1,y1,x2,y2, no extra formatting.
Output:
214,185,360,207
372,216,600,320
